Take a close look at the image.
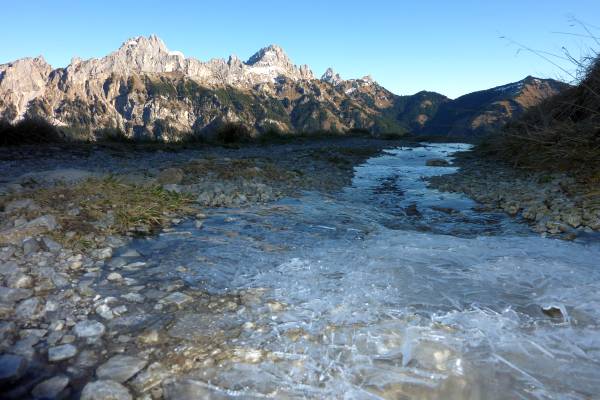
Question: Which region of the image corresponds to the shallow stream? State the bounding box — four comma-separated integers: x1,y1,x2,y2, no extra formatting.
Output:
114,144,600,399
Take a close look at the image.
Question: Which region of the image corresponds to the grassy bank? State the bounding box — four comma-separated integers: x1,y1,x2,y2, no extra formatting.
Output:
476,56,600,181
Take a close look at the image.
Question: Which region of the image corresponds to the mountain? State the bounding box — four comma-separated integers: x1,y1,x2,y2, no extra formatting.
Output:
420,76,569,136
0,35,566,140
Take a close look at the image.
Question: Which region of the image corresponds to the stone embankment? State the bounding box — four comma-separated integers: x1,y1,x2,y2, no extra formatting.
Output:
428,153,600,239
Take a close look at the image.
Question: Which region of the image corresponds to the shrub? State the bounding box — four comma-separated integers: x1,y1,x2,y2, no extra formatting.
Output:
380,132,406,140
216,122,252,144
0,118,63,146
346,127,371,136
95,127,134,143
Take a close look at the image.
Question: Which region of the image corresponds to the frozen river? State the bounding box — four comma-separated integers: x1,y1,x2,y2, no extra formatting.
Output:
122,144,600,399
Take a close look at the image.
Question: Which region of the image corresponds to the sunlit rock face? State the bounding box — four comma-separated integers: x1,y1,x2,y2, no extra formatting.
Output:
0,35,565,140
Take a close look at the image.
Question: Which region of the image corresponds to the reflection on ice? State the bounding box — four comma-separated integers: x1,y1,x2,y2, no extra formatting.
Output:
127,144,600,399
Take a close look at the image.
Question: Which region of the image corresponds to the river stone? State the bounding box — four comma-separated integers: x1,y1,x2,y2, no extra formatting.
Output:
157,168,184,185
96,355,147,383
95,304,114,320
95,247,113,260
15,297,42,319
0,321,16,341
48,344,78,362
107,272,123,282
7,271,34,289
42,236,62,252
0,286,32,304
426,158,450,167
0,260,17,275
160,291,192,307
80,380,132,400
26,215,58,231
31,374,70,399
121,292,144,303
73,320,106,338
4,199,39,213
108,257,127,269
120,249,141,258
130,362,170,393
22,237,40,255
0,354,27,383
0,246,15,261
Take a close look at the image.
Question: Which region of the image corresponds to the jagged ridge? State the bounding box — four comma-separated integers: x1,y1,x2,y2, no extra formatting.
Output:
0,35,566,140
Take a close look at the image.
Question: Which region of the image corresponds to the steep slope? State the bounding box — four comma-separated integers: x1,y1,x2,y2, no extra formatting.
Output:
421,76,569,136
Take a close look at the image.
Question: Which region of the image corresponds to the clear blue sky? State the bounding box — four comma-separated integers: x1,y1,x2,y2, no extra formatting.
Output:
2,1,599,98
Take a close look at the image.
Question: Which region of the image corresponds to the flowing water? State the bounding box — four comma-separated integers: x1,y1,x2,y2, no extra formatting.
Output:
119,144,600,399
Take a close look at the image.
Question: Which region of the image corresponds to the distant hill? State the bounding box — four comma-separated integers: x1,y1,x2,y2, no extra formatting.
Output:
478,57,599,174
421,76,569,136
0,35,567,141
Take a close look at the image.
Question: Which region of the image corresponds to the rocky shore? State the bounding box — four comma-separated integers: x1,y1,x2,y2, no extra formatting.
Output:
428,151,600,239
0,138,396,399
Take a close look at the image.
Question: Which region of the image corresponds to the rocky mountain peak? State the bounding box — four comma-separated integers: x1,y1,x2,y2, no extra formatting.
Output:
321,68,343,86
244,44,313,82
118,34,169,54
246,44,290,66
0,56,52,120
65,35,187,78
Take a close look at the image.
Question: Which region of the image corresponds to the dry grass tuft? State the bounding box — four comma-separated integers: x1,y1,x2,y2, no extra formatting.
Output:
24,177,194,245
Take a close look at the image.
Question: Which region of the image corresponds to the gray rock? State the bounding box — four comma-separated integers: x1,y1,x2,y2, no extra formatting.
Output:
94,247,113,260
26,215,58,231
80,380,132,400
14,217,27,227
95,304,114,320
0,260,17,275
130,362,170,393
563,212,582,228
0,286,32,303
107,272,122,282
162,183,182,193
5,199,39,213
0,354,27,383
15,297,42,320
42,236,62,252
160,291,192,308
0,321,16,341
48,344,78,362
0,302,13,318
96,355,147,383
31,375,70,399
0,246,16,261
120,249,141,258
11,335,39,358
108,257,127,269
6,271,34,289
157,168,184,185
121,292,144,303
73,320,106,338
22,237,40,255
47,331,64,346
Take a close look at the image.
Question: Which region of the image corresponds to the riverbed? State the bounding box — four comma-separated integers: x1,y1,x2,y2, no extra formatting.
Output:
106,143,600,399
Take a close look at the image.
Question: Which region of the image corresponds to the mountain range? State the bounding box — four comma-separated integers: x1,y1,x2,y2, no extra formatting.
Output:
0,35,568,140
